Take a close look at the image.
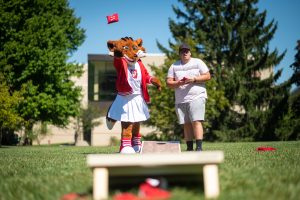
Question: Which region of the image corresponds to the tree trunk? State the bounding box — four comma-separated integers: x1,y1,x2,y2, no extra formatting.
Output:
75,119,89,146
24,123,34,145
0,128,2,148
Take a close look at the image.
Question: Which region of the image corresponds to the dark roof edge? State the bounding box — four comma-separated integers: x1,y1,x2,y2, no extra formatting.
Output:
88,53,166,62
88,54,113,61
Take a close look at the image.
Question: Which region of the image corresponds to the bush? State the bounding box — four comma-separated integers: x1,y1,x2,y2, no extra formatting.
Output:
1,129,19,146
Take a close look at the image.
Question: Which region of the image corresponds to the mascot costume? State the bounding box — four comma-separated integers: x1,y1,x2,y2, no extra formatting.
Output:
106,37,162,154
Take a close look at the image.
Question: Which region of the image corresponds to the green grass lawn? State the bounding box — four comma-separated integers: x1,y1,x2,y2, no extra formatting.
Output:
0,141,299,200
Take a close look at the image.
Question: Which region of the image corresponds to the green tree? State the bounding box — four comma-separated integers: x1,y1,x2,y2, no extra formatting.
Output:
150,0,291,141
290,40,300,87
0,79,23,147
148,59,183,140
0,0,85,140
276,40,300,140
290,40,300,120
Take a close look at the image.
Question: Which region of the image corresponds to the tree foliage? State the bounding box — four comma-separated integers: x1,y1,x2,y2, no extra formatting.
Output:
149,0,293,141
148,59,183,140
0,78,23,146
290,40,300,87
276,40,300,140
0,0,85,136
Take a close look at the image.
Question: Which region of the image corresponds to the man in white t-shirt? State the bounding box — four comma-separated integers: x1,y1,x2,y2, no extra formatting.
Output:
166,43,211,151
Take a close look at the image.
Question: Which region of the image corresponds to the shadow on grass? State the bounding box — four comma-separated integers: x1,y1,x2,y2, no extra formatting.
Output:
61,190,93,200
80,151,120,155
0,146,11,148
75,174,205,199
107,174,205,197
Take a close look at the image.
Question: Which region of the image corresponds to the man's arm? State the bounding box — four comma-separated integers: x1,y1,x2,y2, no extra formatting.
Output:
166,77,185,89
166,71,211,88
193,71,211,83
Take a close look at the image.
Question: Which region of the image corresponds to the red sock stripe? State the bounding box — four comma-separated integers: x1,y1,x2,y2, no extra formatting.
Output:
132,135,141,146
133,142,141,146
121,139,132,147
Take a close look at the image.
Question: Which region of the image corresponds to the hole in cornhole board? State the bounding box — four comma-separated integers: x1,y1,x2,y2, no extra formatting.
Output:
109,174,204,192
140,141,181,153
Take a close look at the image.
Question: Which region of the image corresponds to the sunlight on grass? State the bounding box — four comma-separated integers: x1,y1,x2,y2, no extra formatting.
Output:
0,141,299,200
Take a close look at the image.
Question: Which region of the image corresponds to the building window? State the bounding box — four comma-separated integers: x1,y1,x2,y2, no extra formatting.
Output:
88,55,117,101
98,61,117,100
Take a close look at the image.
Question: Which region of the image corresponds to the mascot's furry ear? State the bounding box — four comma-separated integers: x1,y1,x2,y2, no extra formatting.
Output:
136,38,143,47
135,38,145,52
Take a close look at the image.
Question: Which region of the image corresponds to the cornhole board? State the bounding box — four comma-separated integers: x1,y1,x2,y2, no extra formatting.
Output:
140,141,181,153
87,151,224,200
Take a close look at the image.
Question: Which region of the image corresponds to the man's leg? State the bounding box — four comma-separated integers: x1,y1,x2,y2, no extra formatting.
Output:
192,121,203,151
184,122,194,151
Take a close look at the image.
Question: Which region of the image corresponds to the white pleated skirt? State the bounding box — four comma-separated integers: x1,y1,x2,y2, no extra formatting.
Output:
108,94,150,122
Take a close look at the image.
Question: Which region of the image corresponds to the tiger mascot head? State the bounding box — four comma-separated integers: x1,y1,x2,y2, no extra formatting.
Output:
107,37,146,65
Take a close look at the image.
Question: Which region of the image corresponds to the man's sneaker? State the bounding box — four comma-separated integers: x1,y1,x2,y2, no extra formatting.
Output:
106,117,116,130
195,147,202,151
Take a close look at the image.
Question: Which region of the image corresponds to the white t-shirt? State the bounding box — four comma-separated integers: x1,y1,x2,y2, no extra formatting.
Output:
127,62,142,94
167,58,209,104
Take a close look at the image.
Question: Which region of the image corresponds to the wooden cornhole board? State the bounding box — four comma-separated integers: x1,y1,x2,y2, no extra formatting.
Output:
140,141,181,153
87,151,224,200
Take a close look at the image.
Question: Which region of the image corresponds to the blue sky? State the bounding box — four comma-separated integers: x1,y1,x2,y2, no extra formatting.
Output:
69,0,300,84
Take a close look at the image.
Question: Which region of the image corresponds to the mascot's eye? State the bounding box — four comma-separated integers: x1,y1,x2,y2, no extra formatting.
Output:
132,46,138,50
123,46,129,50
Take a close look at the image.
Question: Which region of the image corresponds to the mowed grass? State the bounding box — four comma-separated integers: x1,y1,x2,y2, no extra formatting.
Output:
0,141,299,200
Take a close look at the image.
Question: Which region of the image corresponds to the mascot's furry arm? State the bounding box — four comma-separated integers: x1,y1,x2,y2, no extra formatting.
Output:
107,37,161,91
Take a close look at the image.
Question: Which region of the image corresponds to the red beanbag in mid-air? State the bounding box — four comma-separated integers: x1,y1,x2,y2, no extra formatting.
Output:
107,13,119,24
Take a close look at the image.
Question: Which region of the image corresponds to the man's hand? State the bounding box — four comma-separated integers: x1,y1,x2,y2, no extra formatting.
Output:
181,76,195,84
151,77,162,91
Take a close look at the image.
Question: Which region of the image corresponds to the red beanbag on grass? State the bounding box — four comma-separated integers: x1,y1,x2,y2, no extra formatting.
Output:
256,146,276,151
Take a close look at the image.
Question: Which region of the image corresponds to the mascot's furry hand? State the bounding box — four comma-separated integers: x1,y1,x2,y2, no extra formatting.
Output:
151,77,162,91
107,37,146,63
